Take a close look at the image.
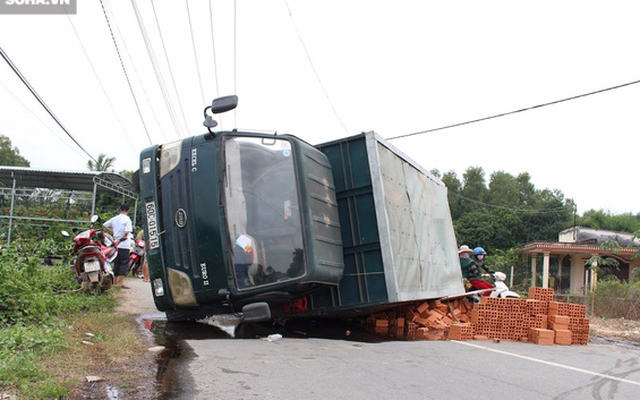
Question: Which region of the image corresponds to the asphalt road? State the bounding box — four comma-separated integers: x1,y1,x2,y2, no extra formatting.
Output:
121,279,640,399
167,330,640,400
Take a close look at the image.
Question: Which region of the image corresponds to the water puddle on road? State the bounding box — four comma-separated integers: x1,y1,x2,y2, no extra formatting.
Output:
138,314,232,398
137,315,411,398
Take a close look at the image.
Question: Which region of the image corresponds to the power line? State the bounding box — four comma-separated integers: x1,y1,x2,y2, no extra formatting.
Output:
130,0,184,139
233,0,237,127
99,0,153,145
387,79,640,141
209,0,220,98
185,0,206,107
0,79,89,161
451,192,572,215
65,12,141,152
0,46,98,164
150,0,189,135
102,0,168,143
283,0,349,135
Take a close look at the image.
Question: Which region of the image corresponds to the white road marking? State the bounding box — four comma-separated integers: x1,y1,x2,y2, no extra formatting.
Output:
453,340,640,387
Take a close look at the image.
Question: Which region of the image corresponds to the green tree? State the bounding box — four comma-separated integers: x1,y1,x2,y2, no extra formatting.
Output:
450,166,574,251
0,134,30,166
487,171,520,208
578,209,640,233
520,189,574,243
87,153,116,172
441,170,463,220
460,166,488,213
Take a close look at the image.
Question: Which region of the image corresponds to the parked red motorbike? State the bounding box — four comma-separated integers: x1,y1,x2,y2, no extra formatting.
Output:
129,235,146,278
62,215,116,292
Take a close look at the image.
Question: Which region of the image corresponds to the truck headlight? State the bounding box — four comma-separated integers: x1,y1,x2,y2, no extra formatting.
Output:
159,140,183,178
167,269,198,307
142,157,152,174
153,278,165,297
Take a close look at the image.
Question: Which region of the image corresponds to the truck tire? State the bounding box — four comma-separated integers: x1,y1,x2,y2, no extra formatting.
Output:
165,309,205,323
234,322,277,338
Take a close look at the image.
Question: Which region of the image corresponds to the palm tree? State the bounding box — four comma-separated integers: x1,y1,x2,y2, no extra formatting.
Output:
87,153,116,172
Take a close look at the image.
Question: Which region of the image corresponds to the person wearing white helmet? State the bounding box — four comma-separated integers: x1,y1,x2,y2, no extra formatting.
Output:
468,247,495,296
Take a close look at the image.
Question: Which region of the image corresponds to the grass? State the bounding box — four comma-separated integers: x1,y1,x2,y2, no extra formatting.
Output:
41,311,155,399
0,237,156,399
1,288,156,399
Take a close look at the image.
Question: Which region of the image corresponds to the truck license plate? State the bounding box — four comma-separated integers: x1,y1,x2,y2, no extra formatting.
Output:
145,201,160,250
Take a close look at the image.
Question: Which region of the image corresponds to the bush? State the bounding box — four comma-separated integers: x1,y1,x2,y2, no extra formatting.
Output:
592,277,640,319
0,239,117,397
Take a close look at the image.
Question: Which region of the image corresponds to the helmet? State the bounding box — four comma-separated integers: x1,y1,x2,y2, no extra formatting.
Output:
472,247,486,256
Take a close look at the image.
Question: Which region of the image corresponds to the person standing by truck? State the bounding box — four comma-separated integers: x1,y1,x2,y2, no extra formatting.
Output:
104,203,133,289
468,247,495,296
458,245,473,290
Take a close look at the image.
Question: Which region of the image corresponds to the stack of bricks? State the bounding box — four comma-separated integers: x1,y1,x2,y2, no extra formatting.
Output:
364,298,473,341
361,287,589,345
549,299,589,345
529,327,555,345
448,323,475,340
472,297,531,341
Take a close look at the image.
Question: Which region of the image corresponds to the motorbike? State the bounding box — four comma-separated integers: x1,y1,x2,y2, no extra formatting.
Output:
62,215,116,292
128,235,146,278
489,271,519,299
465,271,519,302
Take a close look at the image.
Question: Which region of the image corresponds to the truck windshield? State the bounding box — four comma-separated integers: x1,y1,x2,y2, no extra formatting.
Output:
223,136,305,289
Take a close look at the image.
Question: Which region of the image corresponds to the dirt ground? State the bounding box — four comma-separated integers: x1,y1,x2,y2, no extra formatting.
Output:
114,276,159,316
68,277,162,400
589,317,640,344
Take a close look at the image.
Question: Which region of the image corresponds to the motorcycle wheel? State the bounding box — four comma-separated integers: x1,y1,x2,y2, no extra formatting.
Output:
128,259,138,276
100,274,113,292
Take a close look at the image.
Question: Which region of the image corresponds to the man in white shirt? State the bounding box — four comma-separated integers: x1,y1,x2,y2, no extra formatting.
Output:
103,203,133,289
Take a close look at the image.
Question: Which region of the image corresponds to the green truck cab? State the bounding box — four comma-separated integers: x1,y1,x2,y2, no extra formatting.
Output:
139,97,344,322
140,95,465,324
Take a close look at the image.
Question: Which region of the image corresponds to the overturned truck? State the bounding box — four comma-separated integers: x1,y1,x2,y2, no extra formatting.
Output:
139,96,464,323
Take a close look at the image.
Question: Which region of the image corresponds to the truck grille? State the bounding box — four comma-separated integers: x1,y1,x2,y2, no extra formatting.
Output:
159,158,199,278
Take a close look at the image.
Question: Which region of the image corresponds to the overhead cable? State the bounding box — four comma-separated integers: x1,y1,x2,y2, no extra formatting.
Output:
150,0,189,135
0,79,89,160
185,0,206,107
103,0,168,143
283,0,349,135
209,0,220,98
65,12,142,151
0,46,98,164
451,192,572,215
387,79,640,141
99,0,153,145
130,0,184,139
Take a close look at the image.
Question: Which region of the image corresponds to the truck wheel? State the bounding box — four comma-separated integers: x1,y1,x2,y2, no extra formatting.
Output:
234,322,276,338
165,309,203,323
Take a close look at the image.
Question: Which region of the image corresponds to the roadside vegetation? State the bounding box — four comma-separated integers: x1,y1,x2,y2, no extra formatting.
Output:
436,166,640,299
0,235,150,399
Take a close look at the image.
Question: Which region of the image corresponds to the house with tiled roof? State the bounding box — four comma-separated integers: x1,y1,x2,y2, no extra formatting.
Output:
522,227,640,295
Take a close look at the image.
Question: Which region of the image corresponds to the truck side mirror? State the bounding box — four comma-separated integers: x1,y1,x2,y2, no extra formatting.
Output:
210,95,238,114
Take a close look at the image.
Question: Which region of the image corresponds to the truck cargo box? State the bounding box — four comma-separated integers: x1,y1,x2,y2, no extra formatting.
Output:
304,131,464,315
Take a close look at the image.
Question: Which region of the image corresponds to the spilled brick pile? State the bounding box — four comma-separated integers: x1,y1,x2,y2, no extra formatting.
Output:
363,287,590,345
